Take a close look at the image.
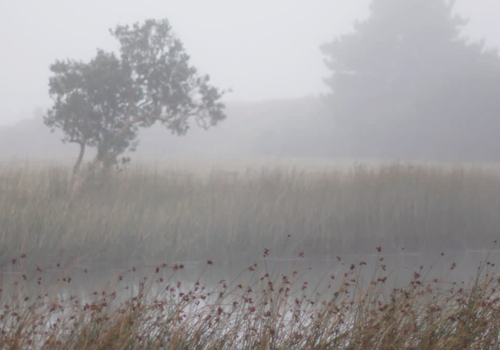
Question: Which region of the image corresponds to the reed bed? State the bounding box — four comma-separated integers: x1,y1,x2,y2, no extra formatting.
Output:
1,249,499,349
1,160,500,267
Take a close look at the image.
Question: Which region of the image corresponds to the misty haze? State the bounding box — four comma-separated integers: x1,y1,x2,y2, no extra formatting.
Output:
1,1,500,349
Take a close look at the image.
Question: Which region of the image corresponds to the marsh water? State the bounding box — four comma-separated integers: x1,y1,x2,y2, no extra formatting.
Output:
2,250,499,305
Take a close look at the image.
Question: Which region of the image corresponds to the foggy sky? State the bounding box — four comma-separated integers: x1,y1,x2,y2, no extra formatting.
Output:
1,0,499,125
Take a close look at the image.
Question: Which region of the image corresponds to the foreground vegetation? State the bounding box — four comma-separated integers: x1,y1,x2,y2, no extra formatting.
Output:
1,160,500,267
1,249,499,349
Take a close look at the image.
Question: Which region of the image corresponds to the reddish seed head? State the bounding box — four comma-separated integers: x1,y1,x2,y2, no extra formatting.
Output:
263,248,270,257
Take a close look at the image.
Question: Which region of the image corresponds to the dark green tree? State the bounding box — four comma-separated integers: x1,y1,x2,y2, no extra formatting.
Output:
45,19,226,175
321,0,500,160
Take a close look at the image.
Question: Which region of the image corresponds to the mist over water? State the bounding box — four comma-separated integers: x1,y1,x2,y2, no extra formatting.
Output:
1,1,500,347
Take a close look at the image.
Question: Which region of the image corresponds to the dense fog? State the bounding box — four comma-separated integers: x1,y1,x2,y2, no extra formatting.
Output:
2,4,500,347
1,0,500,161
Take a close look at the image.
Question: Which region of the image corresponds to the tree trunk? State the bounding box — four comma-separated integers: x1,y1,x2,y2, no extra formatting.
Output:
73,142,86,175
68,143,118,199
68,141,86,198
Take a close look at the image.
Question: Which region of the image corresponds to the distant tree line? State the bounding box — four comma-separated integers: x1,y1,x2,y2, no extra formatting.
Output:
43,2,500,165
321,0,500,161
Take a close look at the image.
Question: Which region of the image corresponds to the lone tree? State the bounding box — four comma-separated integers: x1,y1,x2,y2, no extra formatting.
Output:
321,0,500,160
45,19,226,175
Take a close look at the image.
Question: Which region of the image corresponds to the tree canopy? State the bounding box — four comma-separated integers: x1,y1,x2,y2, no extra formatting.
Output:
321,0,500,160
45,19,226,173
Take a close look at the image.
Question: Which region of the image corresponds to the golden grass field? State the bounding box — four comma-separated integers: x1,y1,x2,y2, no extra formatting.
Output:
1,159,499,267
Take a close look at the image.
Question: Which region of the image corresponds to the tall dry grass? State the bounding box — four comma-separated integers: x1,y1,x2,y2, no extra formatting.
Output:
1,161,500,267
1,249,499,349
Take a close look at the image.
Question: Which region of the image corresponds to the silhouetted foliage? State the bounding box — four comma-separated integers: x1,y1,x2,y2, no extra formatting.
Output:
45,19,226,173
322,0,500,160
